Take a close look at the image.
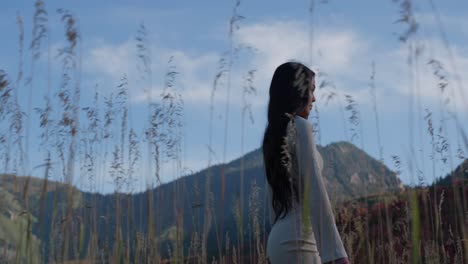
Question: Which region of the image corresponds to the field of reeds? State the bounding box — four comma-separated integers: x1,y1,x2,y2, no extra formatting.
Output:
0,0,467,263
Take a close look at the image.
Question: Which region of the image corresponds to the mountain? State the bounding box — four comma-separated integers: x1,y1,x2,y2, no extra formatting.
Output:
316,141,405,199
0,141,405,262
0,174,73,262
432,158,468,186
178,140,404,206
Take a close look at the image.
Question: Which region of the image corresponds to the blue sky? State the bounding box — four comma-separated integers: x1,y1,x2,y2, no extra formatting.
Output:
1,0,467,193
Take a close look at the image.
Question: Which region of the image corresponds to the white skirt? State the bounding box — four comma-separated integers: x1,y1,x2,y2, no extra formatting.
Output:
267,208,322,264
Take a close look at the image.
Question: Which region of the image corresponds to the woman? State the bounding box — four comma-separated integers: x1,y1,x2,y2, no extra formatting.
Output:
263,62,349,264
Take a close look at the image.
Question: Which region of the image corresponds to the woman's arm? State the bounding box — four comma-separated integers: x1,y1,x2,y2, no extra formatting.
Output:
295,117,348,264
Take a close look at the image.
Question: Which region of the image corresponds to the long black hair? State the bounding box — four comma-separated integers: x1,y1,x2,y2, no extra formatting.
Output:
262,61,315,223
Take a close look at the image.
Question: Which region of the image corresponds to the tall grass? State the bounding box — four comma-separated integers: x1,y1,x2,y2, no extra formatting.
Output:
0,1,467,263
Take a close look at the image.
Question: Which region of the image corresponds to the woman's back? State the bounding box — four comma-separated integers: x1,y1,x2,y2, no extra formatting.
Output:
266,116,348,264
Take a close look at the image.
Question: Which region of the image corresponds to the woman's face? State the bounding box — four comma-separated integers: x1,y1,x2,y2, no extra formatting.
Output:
297,77,316,119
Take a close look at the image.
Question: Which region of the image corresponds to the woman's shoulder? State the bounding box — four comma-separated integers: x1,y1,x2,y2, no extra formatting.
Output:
293,115,318,146
294,115,313,133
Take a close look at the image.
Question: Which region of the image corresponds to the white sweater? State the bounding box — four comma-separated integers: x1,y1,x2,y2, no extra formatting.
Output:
267,116,348,263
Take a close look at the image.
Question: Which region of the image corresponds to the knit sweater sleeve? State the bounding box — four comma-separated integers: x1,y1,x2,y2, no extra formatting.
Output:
294,116,348,263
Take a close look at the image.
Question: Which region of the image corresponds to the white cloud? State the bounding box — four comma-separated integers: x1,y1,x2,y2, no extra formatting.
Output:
235,20,371,112
373,37,468,116
82,20,368,110
237,20,366,76
83,38,222,105
234,19,468,117
83,40,136,80
80,19,468,119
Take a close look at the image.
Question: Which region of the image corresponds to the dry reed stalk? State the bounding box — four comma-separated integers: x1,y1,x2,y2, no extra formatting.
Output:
159,56,185,263
202,54,228,263
218,0,245,259
238,68,256,260
109,76,130,260
0,71,12,173
13,12,30,263
428,56,468,262
344,93,373,261
392,1,426,261
14,12,26,184
367,61,394,260
54,8,81,260
317,71,348,141
25,1,48,203
135,22,161,262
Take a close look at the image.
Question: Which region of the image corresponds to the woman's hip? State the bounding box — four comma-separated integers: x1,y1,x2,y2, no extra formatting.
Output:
267,219,320,264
